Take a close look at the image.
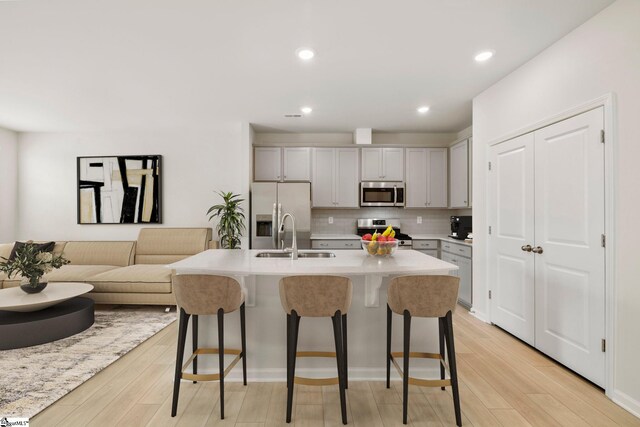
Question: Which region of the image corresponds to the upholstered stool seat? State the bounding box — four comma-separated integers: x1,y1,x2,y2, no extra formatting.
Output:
171,274,247,420
280,275,352,425
387,275,462,426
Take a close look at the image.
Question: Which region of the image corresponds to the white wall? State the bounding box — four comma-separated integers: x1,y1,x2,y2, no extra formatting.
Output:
0,126,18,242
472,0,640,414
17,123,251,243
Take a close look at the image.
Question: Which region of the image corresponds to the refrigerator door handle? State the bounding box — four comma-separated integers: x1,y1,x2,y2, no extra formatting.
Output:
272,203,278,249
277,203,283,249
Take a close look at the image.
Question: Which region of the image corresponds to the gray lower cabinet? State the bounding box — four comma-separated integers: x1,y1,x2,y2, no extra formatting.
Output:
440,242,472,309
413,239,439,258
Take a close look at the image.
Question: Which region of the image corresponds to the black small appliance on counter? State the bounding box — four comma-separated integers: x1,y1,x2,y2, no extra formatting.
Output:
449,216,472,240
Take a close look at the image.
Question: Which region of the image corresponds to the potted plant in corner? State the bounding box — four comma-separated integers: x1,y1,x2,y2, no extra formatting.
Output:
207,191,246,249
0,241,70,293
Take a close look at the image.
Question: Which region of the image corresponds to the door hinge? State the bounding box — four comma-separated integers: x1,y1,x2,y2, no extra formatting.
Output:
602,338,606,352
488,290,492,299
600,129,605,144
601,234,606,248
488,225,492,235
488,161,492,171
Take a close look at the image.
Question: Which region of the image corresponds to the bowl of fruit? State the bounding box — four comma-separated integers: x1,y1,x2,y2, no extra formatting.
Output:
361,226,399,257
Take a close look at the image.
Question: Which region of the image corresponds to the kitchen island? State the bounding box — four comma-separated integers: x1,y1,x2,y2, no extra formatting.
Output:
168,249,457,381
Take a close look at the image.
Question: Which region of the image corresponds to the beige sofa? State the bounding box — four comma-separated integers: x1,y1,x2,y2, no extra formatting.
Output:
0,228,213,305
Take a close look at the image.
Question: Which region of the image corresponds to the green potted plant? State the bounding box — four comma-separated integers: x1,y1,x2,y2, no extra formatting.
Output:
0,241,70,293
207,191,246,249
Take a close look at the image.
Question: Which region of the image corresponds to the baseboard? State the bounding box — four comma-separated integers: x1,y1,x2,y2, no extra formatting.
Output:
469,308,490,324
610,389,640,419
185,367,442,383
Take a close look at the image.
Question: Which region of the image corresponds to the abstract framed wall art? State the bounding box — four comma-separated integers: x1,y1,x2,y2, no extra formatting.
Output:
77,155,162,224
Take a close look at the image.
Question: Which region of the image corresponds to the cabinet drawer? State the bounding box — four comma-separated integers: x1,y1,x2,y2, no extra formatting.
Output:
312,240,360,250
441,241,472,258
413,240,438,250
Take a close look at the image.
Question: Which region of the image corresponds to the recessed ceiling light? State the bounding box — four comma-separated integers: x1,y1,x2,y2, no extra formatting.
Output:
296,48,315,61
300,106,313,114
417,106,430,114
474,50,494,62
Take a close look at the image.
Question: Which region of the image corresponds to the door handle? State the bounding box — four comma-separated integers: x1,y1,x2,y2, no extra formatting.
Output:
521,245,532,252
532,246,544,254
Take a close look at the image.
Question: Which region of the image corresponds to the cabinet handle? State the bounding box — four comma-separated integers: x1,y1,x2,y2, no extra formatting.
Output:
532,246,544,254
284,175,287,179
463,200,467,204
459,248,464,252
345,243,353,247
521,245,532,252
427,202,431,206
320,243,328,247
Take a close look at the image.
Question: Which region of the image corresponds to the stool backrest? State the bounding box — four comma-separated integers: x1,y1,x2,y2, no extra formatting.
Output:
388,275,460,318
279,275,352,317
173,274,243,315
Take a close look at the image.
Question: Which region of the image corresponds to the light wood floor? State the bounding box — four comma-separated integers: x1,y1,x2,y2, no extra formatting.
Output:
32,307,639,427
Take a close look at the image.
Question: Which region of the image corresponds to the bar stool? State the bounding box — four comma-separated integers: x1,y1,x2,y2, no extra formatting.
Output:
279,275,352,425
171,274,247,420
386,275,461,426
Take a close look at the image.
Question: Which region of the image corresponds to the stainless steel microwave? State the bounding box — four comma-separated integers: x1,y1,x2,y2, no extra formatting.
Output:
360,182,405,207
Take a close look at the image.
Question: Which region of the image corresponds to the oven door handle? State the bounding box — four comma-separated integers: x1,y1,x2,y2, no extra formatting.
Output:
393,185,397,207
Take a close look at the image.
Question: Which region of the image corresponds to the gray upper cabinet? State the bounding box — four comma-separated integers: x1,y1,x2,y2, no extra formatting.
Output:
254,147,282,181
283,147,311,181
449,139,469,208
361,147,404,181
312,147,359,208
255,147,311,182
405,147,447,208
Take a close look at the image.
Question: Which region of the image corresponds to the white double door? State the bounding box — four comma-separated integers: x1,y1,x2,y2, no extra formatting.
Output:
488,107,605,386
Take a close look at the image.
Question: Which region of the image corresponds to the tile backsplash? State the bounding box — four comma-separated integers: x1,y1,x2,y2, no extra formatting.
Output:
312,208,470,235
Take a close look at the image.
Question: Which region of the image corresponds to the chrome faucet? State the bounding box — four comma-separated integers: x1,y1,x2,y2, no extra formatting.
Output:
279,213,298,260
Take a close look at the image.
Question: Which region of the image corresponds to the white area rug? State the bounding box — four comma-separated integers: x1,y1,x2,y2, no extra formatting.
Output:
0,306,176,418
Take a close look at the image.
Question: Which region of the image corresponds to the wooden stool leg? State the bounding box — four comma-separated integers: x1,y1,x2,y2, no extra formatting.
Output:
439,316,446,390
192,314,198,383
286,311,300,423
332,311,348,425
218,308,225,420
171,308,190,417
286,314,290,389
386,304,392,389
402,310,411,425
240,302,247,386
342,313,348,389
445,311,462,427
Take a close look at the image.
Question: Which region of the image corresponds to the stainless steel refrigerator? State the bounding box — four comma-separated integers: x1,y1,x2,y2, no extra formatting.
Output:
250,182,311,249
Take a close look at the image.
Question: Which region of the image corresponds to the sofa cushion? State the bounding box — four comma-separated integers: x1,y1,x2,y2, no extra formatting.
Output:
0,243,13,261
135,228,211,264
63,241,135,267
45,265,121,282
87,265,172,294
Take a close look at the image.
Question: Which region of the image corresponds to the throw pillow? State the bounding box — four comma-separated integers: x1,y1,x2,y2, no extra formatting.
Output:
9,241,56,261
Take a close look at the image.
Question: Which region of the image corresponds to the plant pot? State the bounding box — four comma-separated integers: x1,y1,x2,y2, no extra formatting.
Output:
20,278,48,294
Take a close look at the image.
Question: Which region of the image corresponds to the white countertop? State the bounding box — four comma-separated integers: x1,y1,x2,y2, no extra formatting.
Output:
410,234,473,247
168,249,457,276
310,234,362,240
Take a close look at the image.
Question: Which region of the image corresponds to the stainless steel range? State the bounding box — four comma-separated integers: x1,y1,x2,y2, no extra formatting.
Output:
356,218,412,249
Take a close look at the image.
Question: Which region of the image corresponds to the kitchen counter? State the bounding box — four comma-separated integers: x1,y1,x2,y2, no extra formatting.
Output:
169,248,455,278
310,234,361,240
168,249,457,382
411,234,473,247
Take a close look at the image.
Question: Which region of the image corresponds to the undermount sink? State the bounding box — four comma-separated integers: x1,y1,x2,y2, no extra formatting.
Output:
299,251,336,258
255,252,292,258
255,251,336,258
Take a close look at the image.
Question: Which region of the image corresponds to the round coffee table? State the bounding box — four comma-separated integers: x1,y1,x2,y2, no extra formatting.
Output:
0,282,95,350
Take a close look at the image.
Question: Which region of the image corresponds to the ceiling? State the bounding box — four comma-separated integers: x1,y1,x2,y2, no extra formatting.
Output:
0,0,614,133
